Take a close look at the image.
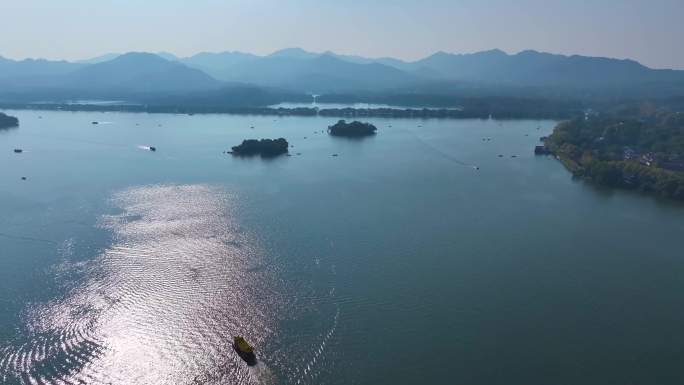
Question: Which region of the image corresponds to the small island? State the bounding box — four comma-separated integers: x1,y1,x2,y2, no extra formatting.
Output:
0,112,19,129
230,138,289,157
328,120,377,137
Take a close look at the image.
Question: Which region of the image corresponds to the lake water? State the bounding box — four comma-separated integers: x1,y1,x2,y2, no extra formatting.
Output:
30,100,135,106
1,110,683,385
268,102,462,110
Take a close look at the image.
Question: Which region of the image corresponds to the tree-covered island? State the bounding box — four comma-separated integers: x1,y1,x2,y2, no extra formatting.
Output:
328,120,377,137
230,138,289,157
0,112,19,129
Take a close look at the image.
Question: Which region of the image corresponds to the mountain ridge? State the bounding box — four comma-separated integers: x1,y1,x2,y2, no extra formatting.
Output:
1,48,684,102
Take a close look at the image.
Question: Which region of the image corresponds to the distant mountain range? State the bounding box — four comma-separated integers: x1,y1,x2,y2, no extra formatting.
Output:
409,49,684,87
177,48,684,91
0,53,227,102
64,52,220,93
1,48,684,106
0,56,82,80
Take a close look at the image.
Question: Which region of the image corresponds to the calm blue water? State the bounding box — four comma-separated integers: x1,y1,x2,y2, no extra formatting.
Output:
1,110,683,385
268,102,462,110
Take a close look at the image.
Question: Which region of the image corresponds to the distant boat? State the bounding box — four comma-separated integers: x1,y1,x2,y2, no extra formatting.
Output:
91,121,99,125
149,146,157,152
233,336,257,366
13,149,23,153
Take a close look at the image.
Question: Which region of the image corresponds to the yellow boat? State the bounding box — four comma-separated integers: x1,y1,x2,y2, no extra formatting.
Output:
233,336,257,366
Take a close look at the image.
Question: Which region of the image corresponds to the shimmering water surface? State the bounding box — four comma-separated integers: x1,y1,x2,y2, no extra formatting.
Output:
1,111,683,385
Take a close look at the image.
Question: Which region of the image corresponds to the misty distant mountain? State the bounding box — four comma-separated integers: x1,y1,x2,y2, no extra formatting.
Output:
61,52,221,93
268,48,320,60
174,47,684,94
77,53,121,64
250,54,414,92
155,52,179,61
2,48,684,105
247,48,684,90
395,49,684,88
180,51,260,81
79,51,179,64
0,56,82,80
179,48,416,88
303,52,416,72
181,51,417,93
0,52,224,103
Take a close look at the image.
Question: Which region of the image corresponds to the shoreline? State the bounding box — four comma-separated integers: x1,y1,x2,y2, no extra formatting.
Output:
542,131,684,202
0,103,576,120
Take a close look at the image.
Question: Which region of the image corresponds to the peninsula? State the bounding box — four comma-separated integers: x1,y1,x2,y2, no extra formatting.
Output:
544,108,684,200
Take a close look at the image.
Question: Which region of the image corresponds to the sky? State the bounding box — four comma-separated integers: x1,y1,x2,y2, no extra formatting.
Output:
1,0,683,69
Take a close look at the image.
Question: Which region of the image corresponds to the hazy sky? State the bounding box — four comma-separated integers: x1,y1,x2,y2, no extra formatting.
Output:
2,0,683,69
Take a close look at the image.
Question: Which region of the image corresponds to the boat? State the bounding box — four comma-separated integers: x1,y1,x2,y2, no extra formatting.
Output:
13,149,23,153
91,121,99,125
232,336,257,366
149,146,157,152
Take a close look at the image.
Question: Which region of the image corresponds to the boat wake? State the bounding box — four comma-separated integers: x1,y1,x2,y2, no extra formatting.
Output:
248,361,277,385
295,305,339,385
404,125,479,169
295,267,340,385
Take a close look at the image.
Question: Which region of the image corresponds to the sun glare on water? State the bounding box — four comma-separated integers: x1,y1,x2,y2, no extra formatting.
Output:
1,185,279,385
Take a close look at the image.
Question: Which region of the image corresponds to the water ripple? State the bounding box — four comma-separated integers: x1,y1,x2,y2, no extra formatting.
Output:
1,184,280,384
